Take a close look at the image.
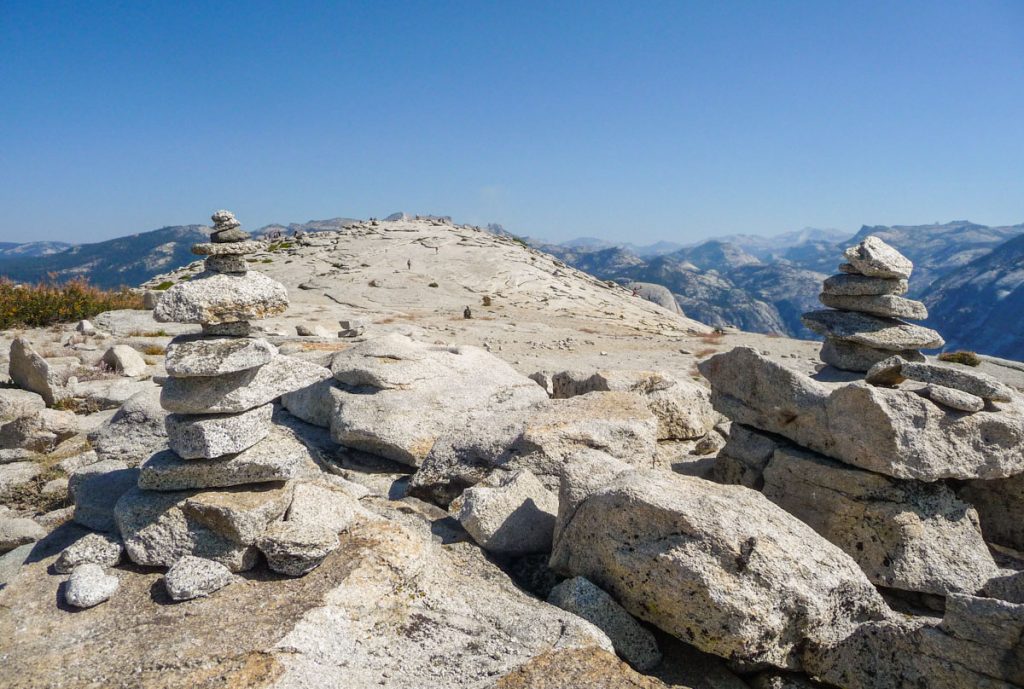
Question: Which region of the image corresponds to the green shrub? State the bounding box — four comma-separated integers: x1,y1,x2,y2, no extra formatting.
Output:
938,350,982,367
0,278,144,329
153,281,175,290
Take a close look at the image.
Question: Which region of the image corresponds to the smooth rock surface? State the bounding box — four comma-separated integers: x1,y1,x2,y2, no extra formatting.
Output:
822,274,909,296
256,521,338,576
329,335,548,465
547,576,662,671
842,236,913,279
699,347,1024,480
762,445,998,595
139,428,319,491
166,403,273,459
164,556,235,601
115,486,258,571
164,336,276,377
449,469,557,556
0,461,42,494
161,355,332,414
65,564,118,609
550,469,890,670
54,533,124,574
803,310,944,350
154,270,288,325
818,292,928,320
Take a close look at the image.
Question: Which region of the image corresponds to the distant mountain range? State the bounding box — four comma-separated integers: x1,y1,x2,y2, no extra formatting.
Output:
0,216,1021,359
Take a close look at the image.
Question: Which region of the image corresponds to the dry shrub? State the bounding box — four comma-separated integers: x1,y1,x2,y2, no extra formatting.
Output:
694,347,718,358
0,277,142,329
141,344,165,356
697,332,725,344
938,350,981,367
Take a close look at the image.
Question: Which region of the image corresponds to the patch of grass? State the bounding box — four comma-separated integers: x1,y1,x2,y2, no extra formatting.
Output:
267,241,295,252
0,278,143,330
129,329,169,337
153,281,175,290
694,347,719,358
939,350,981,367
696,332,725,344
262,258,273,264
141,344,165,356
0,463,69,514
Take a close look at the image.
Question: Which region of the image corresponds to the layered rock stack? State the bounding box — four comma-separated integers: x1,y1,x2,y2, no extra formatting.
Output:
113,210,334,576
801,236,944,371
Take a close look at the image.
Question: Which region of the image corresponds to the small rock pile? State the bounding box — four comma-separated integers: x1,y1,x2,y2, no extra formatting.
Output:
802,235,944,371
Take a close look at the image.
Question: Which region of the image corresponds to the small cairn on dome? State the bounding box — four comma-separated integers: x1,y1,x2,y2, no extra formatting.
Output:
801,236,943,372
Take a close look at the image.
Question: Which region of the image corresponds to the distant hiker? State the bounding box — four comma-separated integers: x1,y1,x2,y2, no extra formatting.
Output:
407,259,412,270
435,246,439,254
632,287,641,297
463,306,472,319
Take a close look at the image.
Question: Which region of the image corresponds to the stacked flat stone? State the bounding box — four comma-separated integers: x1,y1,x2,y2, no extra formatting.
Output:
113,210,333,575
866,356,1014,413
801,236,944,372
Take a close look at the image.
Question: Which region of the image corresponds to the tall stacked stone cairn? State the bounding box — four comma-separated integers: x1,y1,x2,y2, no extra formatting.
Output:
114,210,334,579
801,235,944,372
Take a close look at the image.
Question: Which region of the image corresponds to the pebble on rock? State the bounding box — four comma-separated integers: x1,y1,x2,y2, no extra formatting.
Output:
926,384,985,413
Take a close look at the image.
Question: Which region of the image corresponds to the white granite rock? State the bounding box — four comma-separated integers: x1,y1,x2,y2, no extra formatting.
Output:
181,482,293,544
449,469,557,556
818,293,928,320
822,274,909,296
54,533,124,574
8,337,67,406
165,403,273,459
803,310,944,350
153,270,288,325
101,345,148,377
64,564,118,608
842,236,913,279
256,521,338,576
927,384,985,413
164,556,235,601
164,336,276,378
0,517,46,554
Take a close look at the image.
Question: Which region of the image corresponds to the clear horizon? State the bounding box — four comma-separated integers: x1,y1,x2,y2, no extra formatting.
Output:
2,1,1022,244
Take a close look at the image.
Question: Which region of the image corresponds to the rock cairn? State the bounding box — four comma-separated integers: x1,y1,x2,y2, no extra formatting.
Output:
801,236,944,372
113,210,334,577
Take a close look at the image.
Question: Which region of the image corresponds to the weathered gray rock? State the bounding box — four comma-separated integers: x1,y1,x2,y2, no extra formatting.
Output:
699,347,1024,480
204,255,249,273
70,460,140,532
547,576,662,671
8,337,66,405
0,408,78,452
0,461,42,494
87,388,167,466
114,486,258,571
450,469,557,556
866,356,1014,401
164,556,235,601
256,520,338,576
165,403,273,459
64,564,118,608
153,271,288,325
210,229,249,244
818,292,928,320
329,334,548,465
54,533,124,574
762,445,998,595
0,517,46,554
927,384,985,412
164,336,276,377
286,479,370,533
805,594,1024,689
101,345,148,377
0,388,45,422
138,428,319,491
551,369,715,440
409,392,658,506
959,473,1024,551
281,377,341,428
624,282,683,315
202,321,251,337
190,240,264,256
984,570,1024,604
0,448,34,464
803,310,944,350
295,324,332,337
69,377,155,411
842,236,913,279
161,355,332,414
182,482,293,544
210,209,241,231
820,337,924,372
822,274,909,296
711,423,783,489
550,468,890,670
142,290,160,309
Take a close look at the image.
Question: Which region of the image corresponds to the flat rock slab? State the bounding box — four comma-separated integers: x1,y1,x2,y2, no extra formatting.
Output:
700,347,1024,481
161,355,332,414
114,485,258,571
803,310,944,350
927,384,985,412
763,445,998,596
866,357,1014,401
843,236,913,279
164,336,276,377
182,482,293,544
822,274,909,296
820,337,924,372
166,403,274,459
154,271,288,325
191,240,265,256
138,428,319,491
818,293,928,320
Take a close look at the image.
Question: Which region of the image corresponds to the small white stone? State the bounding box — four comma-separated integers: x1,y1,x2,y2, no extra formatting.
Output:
164,556,235,601
64,564,118,608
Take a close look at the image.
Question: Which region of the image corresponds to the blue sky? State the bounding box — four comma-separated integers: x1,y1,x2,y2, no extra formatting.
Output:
2,1,1022,244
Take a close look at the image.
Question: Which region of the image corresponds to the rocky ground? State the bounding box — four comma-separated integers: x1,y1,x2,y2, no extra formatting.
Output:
1,217,1023,689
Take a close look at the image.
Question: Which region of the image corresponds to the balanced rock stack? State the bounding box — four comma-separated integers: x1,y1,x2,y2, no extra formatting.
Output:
114,210,334,576
801,236,944,372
